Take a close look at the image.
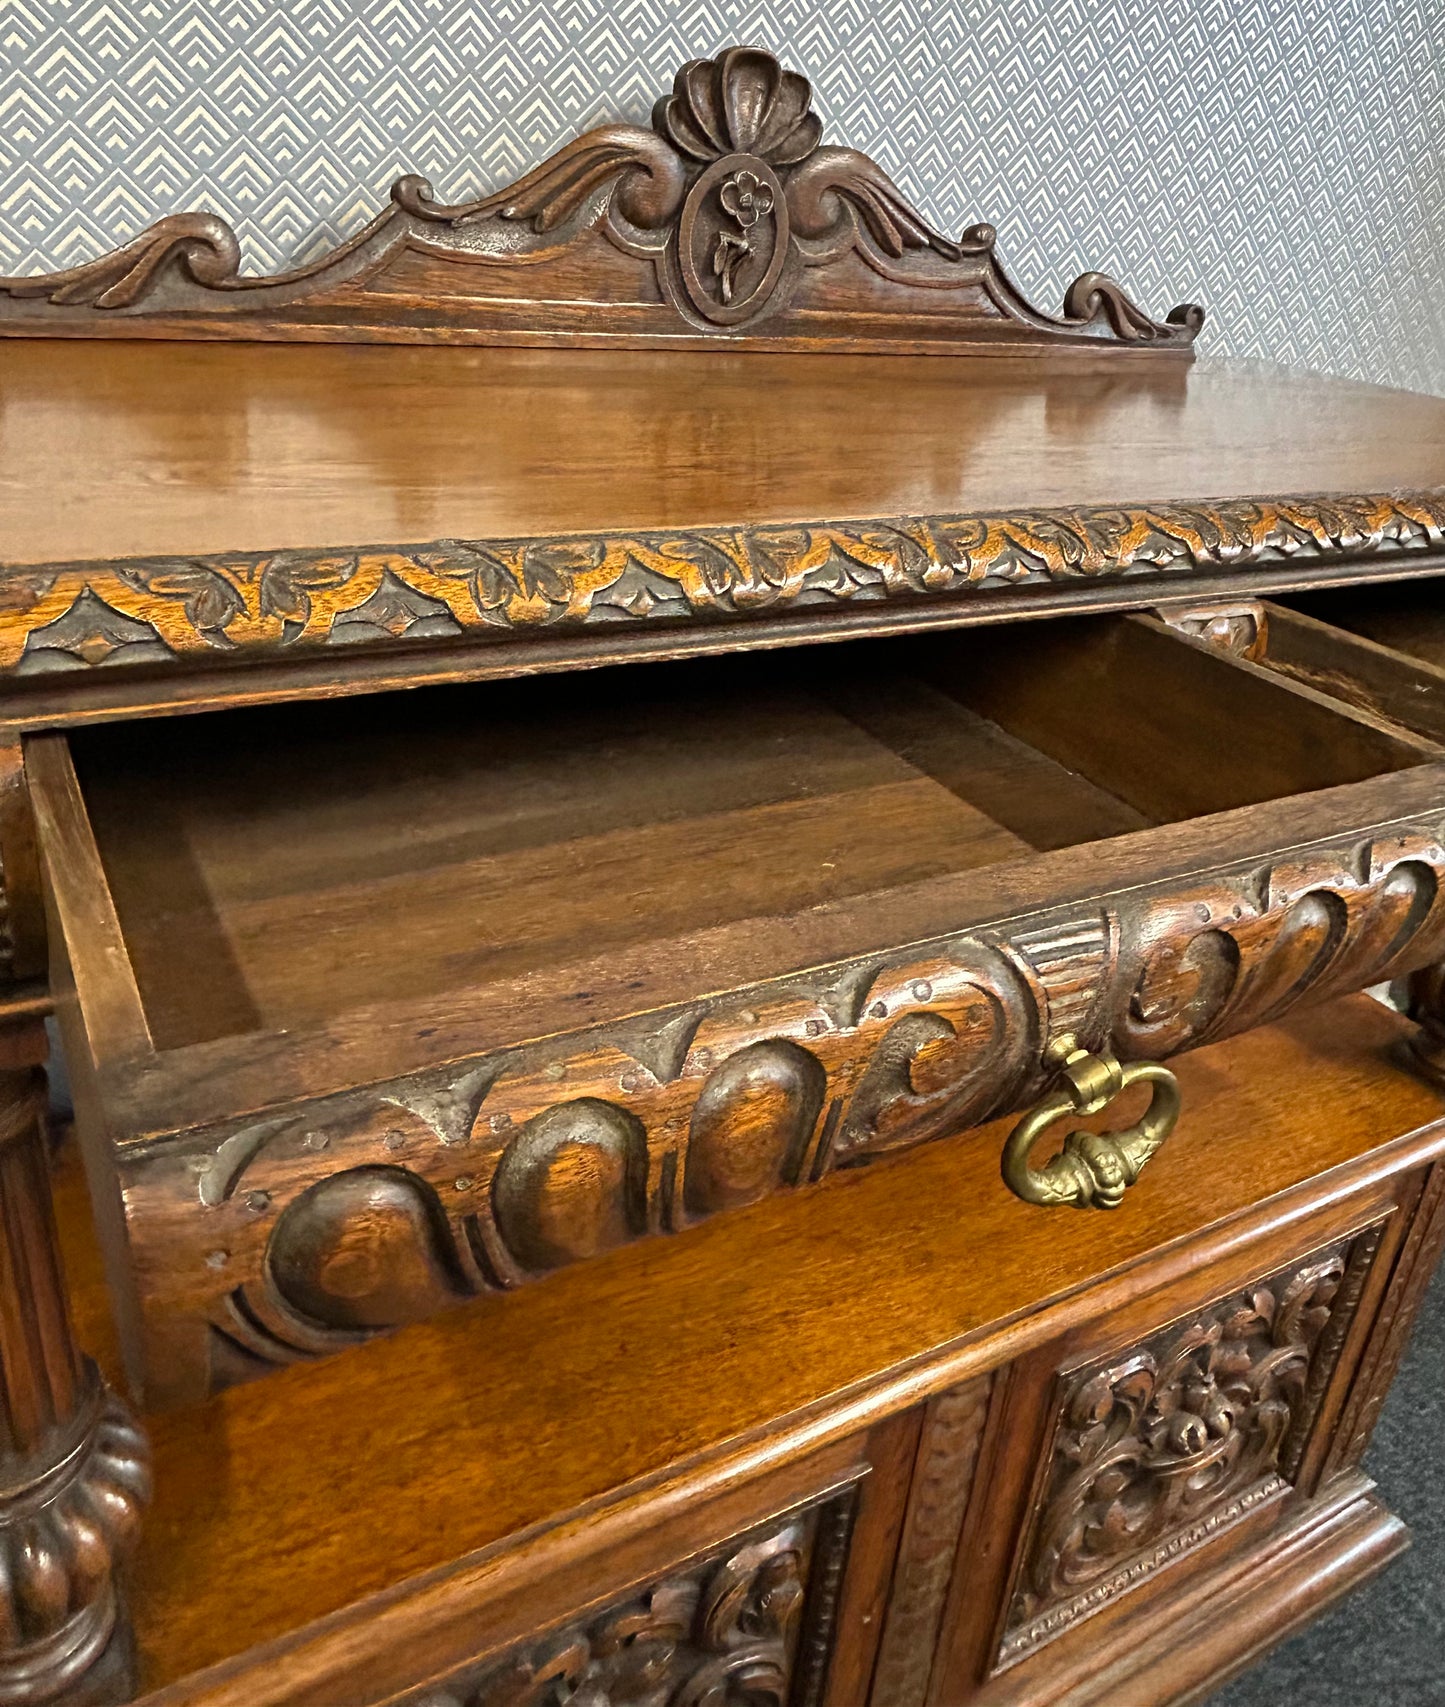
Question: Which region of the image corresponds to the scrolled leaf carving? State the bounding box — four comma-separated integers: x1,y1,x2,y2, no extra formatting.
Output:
836,949,1038,1164
1000,1236,1374,1661
8,491,1444,684
0,44,1198,355
400,1488,856,1707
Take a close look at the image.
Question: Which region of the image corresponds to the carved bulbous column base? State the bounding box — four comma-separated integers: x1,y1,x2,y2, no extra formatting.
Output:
0,1023,152,1707
0,1370,150,1706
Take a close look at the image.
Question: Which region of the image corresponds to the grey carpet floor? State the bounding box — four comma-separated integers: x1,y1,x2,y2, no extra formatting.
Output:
1210,1255,1445,1706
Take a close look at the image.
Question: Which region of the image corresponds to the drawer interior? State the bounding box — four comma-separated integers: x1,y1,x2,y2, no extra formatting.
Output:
1239,583,1445,744
56,611,1437,1056
1283,581,1445,671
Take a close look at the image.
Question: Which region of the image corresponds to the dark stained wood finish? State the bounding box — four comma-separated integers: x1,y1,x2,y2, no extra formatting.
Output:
933,612,1439,819
18,353,1443,574
0,48,1197,360
0,1018,149,1706
1216,599,1445,747
869,1375,995,1707
38,995,1443,1704
28,614,1445,1405
66,621,1434,1052
0,345,1441,719
1287,582,1445,672
4,54,1445,1707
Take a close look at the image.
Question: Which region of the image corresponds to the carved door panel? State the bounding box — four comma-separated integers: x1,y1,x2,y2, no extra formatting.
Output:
883,1175,1441,1707
315,1415,919,1707
399,1490,853,1707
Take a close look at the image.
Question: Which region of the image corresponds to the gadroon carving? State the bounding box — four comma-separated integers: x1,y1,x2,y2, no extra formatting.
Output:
0,45,1200,353
105,825,1445,1403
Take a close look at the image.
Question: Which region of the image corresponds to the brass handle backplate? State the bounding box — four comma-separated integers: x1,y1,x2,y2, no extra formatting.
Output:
1001,1034,1181,1210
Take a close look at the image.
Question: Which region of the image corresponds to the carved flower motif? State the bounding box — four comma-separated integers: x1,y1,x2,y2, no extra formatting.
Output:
719,169,773,228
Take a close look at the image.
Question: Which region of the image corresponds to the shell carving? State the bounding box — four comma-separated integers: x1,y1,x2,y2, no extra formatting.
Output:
654,47,822,166
0,43,1204,352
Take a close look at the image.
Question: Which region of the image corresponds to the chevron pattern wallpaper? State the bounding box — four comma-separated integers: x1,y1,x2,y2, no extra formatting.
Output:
1,1,1442,393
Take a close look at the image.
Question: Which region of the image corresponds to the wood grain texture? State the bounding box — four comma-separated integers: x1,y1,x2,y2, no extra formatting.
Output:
75,795,1445,1401
1251,601,1445,745
383,1484,859,1707
0,48,1199,361
1321,1158,1445,1480
0,490,1441,700
960,1478,1408,1707
868,1376,994,1707
0,746,45,985
0,339,1441,721
1288,582,1445,672
52,996,1439,1697
0,1020,149,1706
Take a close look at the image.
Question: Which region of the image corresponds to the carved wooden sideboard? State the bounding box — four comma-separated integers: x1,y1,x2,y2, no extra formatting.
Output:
1,44,1444,1707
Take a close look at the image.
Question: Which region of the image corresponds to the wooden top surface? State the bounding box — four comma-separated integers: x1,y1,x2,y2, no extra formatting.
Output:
57,996,1445,1697
3,344,1442,567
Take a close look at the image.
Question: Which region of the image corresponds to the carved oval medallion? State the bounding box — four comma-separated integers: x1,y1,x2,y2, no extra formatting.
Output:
684,1040,825,1217
491,1098,648,1272
676,153,790,327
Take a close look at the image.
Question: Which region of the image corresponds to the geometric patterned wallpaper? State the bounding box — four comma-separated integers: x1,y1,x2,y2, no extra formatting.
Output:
1,0,1443,395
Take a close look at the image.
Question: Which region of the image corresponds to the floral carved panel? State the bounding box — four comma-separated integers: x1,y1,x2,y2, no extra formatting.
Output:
397,1484,857,1707
998,1228,1384,1664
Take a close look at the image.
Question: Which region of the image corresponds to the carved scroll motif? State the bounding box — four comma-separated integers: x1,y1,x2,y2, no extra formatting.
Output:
998,1233,1379,1663
0,46,1198,351
5,492,1445,683
128,826,1445,1399
396,1485,856,1707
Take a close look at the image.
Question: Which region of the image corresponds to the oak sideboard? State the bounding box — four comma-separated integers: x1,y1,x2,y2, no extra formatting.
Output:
0,44,1443,1707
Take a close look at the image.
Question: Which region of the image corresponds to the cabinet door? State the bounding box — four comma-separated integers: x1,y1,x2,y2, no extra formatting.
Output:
234,1414,916,1707
874,1163,1445,1707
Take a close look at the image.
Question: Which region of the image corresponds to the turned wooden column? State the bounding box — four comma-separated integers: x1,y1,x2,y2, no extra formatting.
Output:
0,1018,149,1705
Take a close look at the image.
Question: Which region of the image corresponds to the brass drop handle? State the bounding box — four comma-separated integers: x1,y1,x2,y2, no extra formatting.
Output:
1001,1034,1181,1210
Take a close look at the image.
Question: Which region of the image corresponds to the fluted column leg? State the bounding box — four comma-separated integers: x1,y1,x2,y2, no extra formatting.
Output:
0,1019,149,1705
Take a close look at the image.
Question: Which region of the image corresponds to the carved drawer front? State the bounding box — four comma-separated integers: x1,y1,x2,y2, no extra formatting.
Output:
29,603,1445,1404
392,1482,862,1707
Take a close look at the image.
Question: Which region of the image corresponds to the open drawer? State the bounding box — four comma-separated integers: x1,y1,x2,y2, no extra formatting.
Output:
29,608,1445,1405
1237,583,1445,746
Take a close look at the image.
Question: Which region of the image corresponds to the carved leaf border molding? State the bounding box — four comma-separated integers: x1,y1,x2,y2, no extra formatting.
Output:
4,492,1444,682
107,822,1445,1392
